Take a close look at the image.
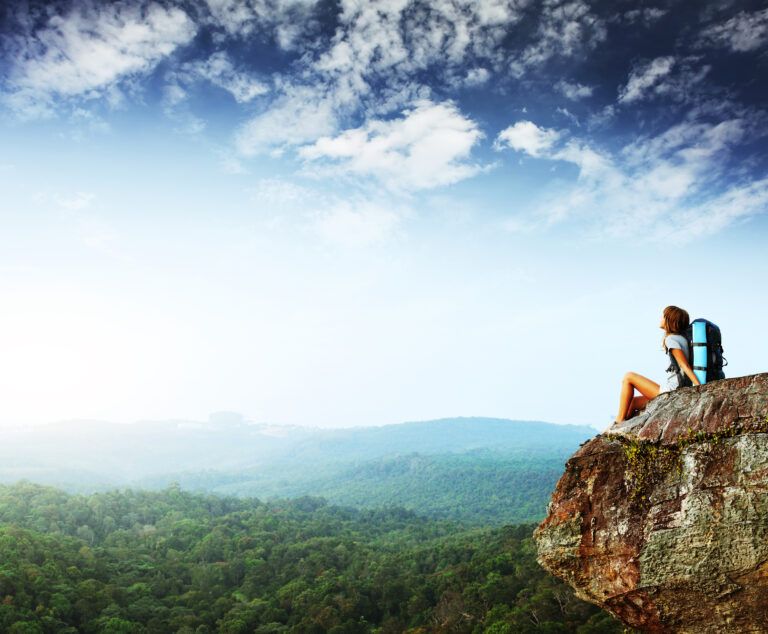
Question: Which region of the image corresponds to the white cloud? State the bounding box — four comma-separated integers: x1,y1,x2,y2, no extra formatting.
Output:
160,51,268,133
462,68,491,88
235,85,340,156
183,51,269,103
510,0,606,78
205,0,263,37
494,116,765,240
204,0,321,49
556,106,580,127
699,9,768,52
556,80,593,100
494,121,562,157
334,0,528,75
234,0,529,156
617,56,711,107
163,83,188,108
618,56,675,104
3,2,196,118
667,178,768,240
620,119,745,167
298,99,484,192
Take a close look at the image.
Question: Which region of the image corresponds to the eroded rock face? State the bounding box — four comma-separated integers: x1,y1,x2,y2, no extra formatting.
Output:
535,373,768,633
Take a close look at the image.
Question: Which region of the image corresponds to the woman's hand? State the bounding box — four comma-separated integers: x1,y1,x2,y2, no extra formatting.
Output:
671,348,702,386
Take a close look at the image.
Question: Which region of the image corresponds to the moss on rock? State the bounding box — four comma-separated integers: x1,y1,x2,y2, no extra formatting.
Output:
618,417,768,506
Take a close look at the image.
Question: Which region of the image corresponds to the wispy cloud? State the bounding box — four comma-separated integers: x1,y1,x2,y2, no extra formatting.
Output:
249,177,313,210
218,153,248,175
510,0,606,78
555,80,593,101
233,0,529,156
34,190,127,258
235,85,340,157
621,7,667,26
161,83,206,135
180,51,269,103
618,56,675,104
2,2,196,118
494,116,767,240
248,177,408,247
309,199,406,248
161,50,269,132
203,0,322,49
55,191,96,211
699,8,768,52
617,56,712,106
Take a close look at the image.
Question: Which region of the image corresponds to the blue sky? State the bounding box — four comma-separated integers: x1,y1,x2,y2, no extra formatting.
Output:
1,0,767,429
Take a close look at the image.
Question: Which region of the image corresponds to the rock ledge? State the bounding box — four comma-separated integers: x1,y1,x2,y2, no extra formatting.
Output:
535,373,768,633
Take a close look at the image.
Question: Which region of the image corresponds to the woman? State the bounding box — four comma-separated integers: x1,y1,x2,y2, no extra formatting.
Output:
612,305,701,426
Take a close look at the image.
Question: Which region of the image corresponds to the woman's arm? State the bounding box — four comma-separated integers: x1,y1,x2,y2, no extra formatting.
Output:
671,348,702,386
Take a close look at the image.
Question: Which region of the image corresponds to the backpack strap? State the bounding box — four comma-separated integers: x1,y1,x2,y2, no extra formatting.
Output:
667,349,692,388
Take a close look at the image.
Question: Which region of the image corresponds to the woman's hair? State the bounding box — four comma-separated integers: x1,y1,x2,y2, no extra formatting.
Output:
662,305,690,351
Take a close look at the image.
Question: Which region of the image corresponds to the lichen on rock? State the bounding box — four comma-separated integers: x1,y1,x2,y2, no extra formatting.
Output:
535,373,768,633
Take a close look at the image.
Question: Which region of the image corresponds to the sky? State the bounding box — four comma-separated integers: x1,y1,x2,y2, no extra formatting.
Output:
1,0,767,430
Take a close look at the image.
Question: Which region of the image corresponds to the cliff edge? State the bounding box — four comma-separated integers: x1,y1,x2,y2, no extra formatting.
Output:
534,373,768,633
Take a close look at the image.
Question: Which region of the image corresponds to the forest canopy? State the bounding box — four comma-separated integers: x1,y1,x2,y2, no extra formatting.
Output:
0,482,622,633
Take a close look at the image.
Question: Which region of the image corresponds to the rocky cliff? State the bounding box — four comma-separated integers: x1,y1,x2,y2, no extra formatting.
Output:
535,373,768,633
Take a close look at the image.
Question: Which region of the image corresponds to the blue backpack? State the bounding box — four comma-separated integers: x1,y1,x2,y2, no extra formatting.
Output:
668,318,727,387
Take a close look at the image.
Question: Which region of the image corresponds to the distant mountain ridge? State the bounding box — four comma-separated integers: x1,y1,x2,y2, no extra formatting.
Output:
0,416,596,524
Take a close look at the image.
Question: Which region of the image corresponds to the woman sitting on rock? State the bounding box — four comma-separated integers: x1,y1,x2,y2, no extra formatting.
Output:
612,305,701,427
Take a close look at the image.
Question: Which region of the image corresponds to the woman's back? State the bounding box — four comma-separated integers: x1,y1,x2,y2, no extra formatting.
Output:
663,334,690,392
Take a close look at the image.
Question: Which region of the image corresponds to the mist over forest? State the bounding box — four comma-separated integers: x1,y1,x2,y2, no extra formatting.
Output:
0,416,595,526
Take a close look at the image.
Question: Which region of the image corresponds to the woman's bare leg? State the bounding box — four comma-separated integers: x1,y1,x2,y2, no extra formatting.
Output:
628,395,650,417
615,372,660,423
616,374,636,422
